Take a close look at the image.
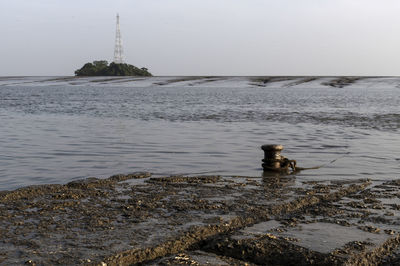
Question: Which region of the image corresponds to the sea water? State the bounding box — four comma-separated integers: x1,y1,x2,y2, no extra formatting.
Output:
0,76,399,190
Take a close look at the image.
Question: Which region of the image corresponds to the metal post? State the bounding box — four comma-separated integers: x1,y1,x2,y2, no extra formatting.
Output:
261,144,284,171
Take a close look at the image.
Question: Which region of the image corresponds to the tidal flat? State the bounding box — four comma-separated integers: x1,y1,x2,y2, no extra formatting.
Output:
2,173,400,265
0,76,399,264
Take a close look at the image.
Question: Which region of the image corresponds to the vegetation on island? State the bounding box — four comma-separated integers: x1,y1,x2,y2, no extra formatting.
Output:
75,60,152,76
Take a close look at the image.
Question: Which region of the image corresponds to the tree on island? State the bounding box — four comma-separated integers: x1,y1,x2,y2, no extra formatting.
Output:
75,60,152,76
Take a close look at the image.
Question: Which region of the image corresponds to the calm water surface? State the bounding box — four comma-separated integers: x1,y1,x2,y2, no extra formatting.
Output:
0,76,399,190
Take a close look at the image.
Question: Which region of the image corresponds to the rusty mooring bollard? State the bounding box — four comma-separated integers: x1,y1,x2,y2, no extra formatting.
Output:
261,144,297,173
261,144,284,171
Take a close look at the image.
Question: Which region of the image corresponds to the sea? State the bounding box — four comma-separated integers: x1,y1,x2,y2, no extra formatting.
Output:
0,76,399,191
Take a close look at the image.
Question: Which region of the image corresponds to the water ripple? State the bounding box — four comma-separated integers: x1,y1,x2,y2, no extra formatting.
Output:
0,77,399,190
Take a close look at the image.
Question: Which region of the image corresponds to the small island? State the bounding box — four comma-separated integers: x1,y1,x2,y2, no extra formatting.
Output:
75,60,152,76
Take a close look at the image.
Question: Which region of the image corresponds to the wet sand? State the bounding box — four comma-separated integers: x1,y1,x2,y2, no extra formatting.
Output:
1,173,400,265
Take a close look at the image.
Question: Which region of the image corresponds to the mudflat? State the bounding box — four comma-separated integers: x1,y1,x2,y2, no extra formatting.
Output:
1,173,400,265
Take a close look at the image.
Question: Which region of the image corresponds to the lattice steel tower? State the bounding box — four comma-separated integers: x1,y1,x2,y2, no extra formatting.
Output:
113,13,124,64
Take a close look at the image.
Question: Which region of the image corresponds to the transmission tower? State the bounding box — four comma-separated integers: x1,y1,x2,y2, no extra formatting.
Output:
113,13,124,64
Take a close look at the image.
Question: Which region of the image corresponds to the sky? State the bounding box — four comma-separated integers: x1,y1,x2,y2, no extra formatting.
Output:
1,0,400,76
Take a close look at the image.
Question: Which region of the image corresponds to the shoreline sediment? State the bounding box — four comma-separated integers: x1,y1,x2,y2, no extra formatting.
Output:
1,173,400,265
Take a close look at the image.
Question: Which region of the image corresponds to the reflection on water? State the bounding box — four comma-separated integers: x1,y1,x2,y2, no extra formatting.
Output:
0,77,399,190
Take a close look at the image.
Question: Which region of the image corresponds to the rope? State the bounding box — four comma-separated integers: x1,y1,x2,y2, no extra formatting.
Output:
262,155,297,173
263,152,351,174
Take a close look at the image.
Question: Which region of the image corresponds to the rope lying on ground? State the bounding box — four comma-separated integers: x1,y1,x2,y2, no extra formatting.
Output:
264,152,351,174
262,156,297,173
152,152,352,176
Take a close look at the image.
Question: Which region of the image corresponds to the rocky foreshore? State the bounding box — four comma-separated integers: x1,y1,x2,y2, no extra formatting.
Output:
1,173,400,265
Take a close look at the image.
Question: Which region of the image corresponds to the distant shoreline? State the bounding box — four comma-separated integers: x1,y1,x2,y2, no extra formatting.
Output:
1,75,397,89
0,75,397,78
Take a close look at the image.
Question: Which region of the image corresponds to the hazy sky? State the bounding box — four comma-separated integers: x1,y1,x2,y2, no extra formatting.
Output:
1,0,400,76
